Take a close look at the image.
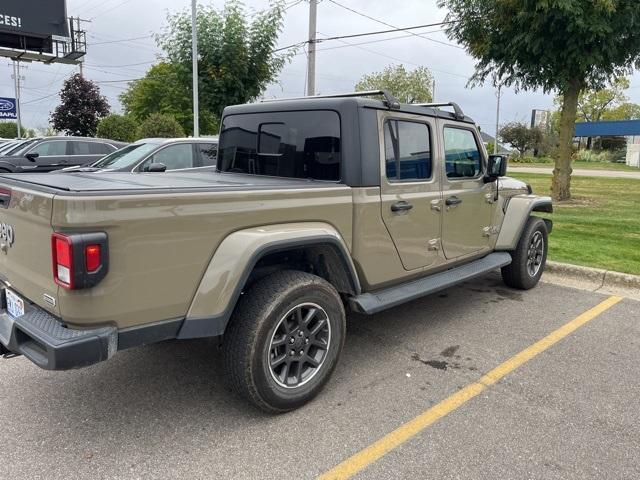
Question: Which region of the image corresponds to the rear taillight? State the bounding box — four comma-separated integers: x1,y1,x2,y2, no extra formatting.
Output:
52,232,109,290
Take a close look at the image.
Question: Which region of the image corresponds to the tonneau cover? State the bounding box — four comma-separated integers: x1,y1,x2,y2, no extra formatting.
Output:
0,171,339,194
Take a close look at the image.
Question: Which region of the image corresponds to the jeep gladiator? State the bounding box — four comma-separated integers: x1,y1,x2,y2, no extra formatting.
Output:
0,91,552,412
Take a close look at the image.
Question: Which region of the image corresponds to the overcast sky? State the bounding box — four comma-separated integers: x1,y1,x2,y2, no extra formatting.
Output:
2,0,640,136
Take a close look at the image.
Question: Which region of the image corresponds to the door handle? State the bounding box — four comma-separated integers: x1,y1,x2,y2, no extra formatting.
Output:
445,196,463,206
391,201,413,212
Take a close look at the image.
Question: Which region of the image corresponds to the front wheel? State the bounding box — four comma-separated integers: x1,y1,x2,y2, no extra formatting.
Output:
501,217,548,290
223,270,346,413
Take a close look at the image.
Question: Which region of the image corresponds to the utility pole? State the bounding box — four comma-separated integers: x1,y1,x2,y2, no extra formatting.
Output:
494,83,502,155
191,0,200,137
11,61,24,139
306,0,317,96
432,78,436,102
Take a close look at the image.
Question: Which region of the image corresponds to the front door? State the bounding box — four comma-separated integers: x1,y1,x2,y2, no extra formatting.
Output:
380,114,442,271
440,124,494,259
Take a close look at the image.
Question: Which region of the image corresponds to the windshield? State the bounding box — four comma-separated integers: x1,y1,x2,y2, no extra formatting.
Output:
92,143,160,169
9,139,40,156
0,141,18,155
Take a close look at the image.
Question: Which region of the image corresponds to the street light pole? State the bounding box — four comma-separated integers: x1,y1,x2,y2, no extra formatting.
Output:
494,83,502,155
306,0,317,96
191,0,200,137
12,61,22,139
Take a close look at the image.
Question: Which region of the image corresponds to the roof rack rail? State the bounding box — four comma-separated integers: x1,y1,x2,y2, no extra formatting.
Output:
413,102,466,120
261,90,401,110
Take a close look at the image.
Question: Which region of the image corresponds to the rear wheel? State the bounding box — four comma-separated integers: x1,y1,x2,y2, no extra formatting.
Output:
223,270,345,413
501,217,548,290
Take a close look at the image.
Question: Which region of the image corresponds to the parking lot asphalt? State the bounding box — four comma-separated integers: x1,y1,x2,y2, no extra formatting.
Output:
1,273,638,480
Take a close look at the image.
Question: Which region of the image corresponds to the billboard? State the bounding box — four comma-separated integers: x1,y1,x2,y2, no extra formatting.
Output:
0,0,69,39
0,97,17,120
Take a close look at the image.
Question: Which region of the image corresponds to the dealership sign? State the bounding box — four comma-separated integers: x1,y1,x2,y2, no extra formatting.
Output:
0,97,17,120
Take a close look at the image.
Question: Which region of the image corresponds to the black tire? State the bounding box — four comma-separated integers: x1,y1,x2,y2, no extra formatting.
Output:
223,270,346,413
501,216,548,290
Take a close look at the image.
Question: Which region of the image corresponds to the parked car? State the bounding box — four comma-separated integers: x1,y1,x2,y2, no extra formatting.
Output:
0,138,37,156
59,137,219,173
0,92,551,413
0,136,127,173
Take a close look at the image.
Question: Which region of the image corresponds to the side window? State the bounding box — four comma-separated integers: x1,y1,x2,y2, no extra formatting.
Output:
443,127,482,178
198,143,217,166
384,120,432,182
218,110,341,181
70,141,92,155
29,141,67,156
145,144,194,170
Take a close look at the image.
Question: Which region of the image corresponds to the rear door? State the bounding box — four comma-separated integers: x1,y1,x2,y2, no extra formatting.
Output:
137,143,197,171
68,140,113,167
439,123,494,259
379,113,442,271
197,143,218,169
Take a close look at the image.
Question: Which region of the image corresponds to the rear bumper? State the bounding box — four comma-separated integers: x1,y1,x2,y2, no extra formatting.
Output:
0,289,117,370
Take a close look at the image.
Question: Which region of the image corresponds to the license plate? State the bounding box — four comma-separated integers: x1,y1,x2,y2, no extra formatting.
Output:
5,289,24,319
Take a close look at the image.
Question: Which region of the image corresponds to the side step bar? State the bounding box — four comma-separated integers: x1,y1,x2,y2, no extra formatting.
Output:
349,252,512,315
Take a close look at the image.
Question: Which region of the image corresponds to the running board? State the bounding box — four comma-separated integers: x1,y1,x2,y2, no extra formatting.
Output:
349,252,512,315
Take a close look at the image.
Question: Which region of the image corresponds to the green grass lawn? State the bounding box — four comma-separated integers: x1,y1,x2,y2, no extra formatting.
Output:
510,161,640,172
510,173,640,275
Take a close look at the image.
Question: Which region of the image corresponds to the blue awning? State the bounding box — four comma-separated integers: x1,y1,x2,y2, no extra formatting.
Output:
575,120,640,137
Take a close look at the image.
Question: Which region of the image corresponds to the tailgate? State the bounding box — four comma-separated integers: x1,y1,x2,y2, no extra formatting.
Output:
0,184,57,315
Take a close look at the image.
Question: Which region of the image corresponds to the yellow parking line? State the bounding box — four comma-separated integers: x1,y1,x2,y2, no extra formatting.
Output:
319,295,623,480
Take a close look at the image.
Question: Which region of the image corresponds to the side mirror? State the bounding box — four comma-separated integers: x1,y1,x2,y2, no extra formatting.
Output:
25,152,39,162
485,154,508,182
144,162,167,173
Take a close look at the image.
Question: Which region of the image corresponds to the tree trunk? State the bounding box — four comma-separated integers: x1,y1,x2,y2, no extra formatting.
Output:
553,79,581,201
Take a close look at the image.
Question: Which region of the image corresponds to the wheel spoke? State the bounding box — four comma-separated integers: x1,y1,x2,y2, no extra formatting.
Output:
304,355,320,368
309,318,327,337
271,335,287,348
270,354,287,368
293,360,302,384
302,308,317,326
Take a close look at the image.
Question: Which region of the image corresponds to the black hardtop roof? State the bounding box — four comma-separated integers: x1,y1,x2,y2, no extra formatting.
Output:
223,95,476,125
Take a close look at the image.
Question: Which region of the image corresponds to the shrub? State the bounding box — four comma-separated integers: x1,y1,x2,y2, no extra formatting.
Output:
574,149,613,163
510,155,552,164
96,114,138,142
136,113,185,140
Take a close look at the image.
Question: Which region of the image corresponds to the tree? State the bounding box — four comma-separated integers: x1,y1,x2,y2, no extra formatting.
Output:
96,114,138,142
150,0,288,132
50,74,110,137
499,122,542,157
136,113,184,139
438,0,640,200
575,78,630,123
119,63,218,135
355,65,433,103
0,122,21,138
603,102,640,121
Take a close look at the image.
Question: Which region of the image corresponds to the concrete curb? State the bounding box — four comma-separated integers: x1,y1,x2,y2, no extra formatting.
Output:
544,261,640,299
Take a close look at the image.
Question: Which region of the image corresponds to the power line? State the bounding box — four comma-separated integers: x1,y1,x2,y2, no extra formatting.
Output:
326,0,462,49
89,34,154,46
89,0,136,20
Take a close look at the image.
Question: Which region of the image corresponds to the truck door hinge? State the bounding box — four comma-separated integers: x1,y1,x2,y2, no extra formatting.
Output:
484,193,496,204
482,226,500,237
427,238,440,251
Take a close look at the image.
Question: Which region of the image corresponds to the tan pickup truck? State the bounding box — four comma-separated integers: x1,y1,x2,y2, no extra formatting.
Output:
0,91,552,412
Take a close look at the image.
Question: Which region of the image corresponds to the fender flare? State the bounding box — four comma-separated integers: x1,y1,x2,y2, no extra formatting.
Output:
0,162,16,173
495,195,552,251
177,223,360,339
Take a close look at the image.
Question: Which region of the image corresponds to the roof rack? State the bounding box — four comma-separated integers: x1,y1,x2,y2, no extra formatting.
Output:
261,90,401,110
412,102,466,120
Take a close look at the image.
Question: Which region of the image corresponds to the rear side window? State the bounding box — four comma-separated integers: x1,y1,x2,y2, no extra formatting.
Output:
89,142,113,154
443,127,482,178
218,110,341,181
198,143,217,166
145,144,195,170
384,120,432,182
